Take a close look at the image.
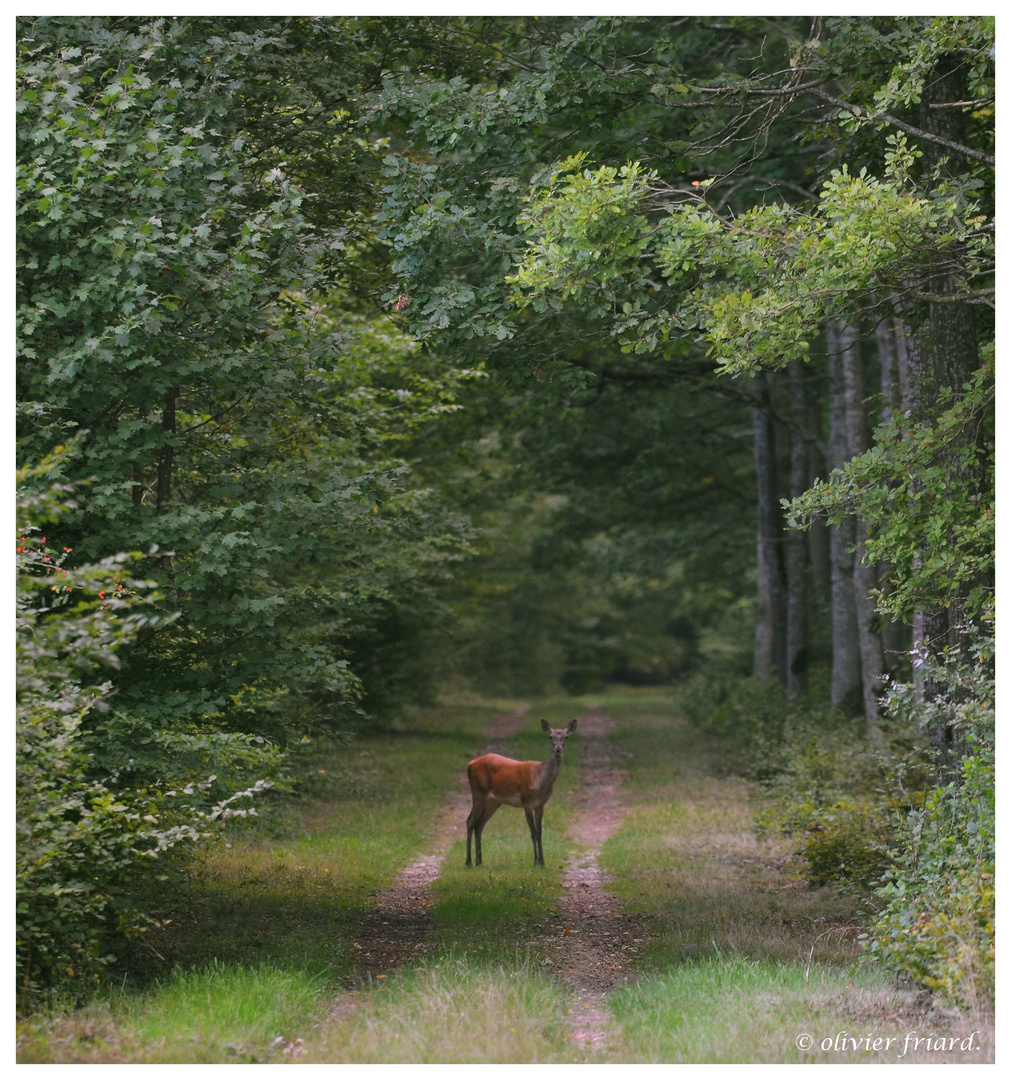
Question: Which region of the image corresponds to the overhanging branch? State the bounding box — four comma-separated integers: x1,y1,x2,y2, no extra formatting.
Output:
810,87,995,167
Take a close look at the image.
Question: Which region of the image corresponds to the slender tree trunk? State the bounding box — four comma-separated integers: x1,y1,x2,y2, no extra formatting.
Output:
853,517,885,735
906,54,982,766
785,362,808,696
876,315,903,424
841,326,885,735
827,324,862,714
875,316,908,675
156,392,176,513
805,378,831,596
752,373,786,685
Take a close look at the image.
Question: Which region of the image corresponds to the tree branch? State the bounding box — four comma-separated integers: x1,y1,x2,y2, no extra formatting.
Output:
910,287,995,307
809,86,995,166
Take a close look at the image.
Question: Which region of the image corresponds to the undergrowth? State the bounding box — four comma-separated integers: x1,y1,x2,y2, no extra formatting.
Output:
681,628,995,1016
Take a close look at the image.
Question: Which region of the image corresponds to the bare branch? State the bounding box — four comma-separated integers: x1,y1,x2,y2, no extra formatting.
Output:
910,288,995,307
809,87,995,166
928,98,992,109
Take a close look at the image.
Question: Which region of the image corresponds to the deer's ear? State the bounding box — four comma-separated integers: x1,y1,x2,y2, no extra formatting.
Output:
540,718,551,733
566,719,578,733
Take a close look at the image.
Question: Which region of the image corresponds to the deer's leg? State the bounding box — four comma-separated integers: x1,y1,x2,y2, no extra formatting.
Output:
466,794,486,867
470,799,500,867
524,805,541,866
534,805,545,866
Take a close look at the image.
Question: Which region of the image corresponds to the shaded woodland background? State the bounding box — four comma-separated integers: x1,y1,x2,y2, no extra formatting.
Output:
17,16,993,1013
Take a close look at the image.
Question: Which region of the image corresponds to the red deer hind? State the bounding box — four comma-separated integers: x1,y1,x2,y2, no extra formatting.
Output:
465,718,577,867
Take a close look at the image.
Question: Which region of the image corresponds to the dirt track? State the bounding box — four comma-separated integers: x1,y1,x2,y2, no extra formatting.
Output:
332,708,530,1006
537,711,637,1051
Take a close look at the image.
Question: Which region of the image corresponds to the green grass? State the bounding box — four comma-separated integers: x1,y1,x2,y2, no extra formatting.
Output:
598,695,857,964
593,689,993,1063
15,689,995,1064
142,703,502,981
17,701,502,1063
16,963,324,1063
299,707,586,1063
606,955,991,1063
430,713,579,962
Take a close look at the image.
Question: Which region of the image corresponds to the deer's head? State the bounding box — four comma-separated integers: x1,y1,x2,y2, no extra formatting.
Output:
540,717,577,755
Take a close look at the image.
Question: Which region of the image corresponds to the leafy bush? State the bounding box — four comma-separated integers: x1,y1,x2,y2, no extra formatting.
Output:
749,714,904,892
864,626,995,1010
685,672,929,891
16,461,281,1009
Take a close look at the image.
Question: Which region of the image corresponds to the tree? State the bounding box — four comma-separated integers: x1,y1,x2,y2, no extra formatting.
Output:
508,107,993,695
503,17,994,1002
374,17,825,691
16,16,476,990
16,454,281,1001
17,17,473,737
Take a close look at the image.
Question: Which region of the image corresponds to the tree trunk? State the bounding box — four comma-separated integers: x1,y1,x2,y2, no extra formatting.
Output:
752,373,786,685
874,315,908,675
876,315,901,425
827,324,862,715
840,325,885,735
853,519,885,736
906,54,982,765
805,379,831,597
785,362,808,696
156,392,176,513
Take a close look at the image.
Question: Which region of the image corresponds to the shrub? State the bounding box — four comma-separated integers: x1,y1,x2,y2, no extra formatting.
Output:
864,626,995,1011
16,461,280,1009
684,671,935,892
750,720,904,892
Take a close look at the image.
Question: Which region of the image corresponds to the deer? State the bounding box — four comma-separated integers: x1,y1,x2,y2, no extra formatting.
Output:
465,718,577,868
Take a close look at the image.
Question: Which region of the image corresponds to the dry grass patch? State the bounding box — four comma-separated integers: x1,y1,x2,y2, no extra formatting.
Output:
601,706,859,969
310,953,573,1063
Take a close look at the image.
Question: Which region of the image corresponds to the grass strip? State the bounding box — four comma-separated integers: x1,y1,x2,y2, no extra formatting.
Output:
605,955,989,1063
310,952,573,1063
595,689,992,1063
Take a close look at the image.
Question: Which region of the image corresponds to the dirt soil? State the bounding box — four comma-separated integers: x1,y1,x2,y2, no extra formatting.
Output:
535,710,640,1052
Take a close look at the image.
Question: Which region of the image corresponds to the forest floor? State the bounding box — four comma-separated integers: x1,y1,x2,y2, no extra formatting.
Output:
16,689,994,1065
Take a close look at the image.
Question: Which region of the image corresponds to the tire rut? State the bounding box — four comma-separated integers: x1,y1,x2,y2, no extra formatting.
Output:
539,710,637,1054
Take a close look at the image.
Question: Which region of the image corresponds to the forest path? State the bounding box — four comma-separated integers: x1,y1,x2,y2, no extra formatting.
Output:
328,705,638,1052
538,710,636,1053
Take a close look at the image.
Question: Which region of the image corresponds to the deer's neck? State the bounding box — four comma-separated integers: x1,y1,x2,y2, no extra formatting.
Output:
536,751,563,796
